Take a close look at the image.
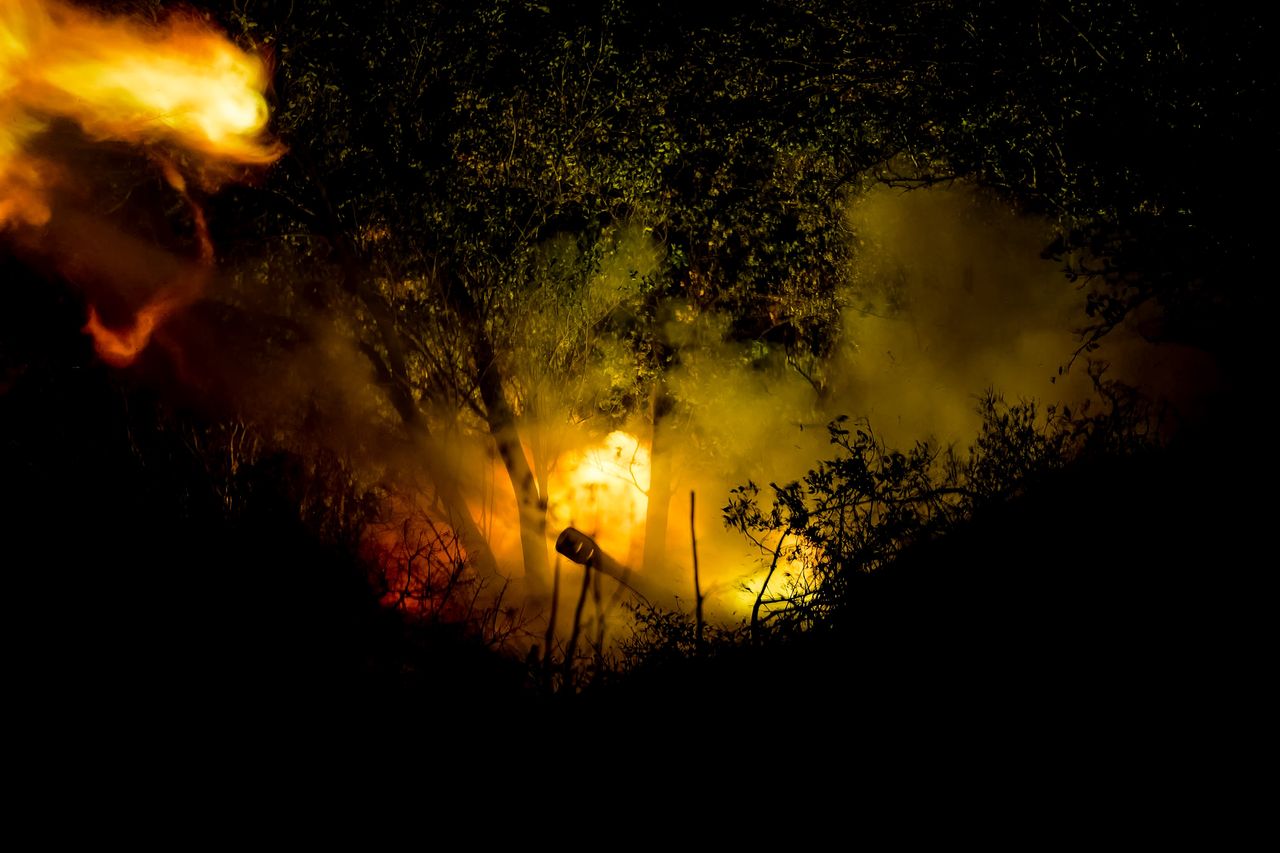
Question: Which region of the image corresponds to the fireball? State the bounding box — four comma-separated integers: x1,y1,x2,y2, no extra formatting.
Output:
1,0,281,364
546,430,651,571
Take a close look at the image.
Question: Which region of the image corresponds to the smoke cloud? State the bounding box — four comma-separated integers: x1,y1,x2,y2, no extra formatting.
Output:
567,185,1219,626
152,183,1216,645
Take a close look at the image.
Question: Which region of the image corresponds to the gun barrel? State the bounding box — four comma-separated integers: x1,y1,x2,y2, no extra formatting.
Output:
555,527,667,603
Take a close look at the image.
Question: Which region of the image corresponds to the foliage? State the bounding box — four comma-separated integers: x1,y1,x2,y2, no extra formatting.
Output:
717,379,1159,640
602,372,1161,686
872,1,1273,351
362,497,531,646
615,598,750,669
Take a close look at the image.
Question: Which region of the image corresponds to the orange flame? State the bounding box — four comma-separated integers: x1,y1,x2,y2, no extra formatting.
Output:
82,298,172,367
2,0,282,363
1,0,281,220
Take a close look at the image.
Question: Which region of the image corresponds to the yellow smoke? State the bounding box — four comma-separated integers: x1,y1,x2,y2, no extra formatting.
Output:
522,185,1217,632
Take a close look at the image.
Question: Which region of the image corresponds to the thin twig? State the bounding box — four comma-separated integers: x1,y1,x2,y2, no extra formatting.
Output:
752,533,787,645
691,491,704,656
542,555,561,690
563,559,592,691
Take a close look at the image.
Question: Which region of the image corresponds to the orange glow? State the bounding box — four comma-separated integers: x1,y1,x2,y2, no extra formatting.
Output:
546,430,651,570
363,493,475,618
2,0,281,229
82,298,171,367
368,429,806,637
543,431,815,619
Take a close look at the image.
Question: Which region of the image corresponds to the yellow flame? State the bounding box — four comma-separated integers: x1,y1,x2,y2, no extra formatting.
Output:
546,430,651,569
1,0,281,228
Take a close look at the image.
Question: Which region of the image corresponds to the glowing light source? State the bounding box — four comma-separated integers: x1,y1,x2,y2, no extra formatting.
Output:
2,0,282,365
545,430,650,568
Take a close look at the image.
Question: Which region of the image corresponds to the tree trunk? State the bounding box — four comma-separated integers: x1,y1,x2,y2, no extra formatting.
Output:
303,147,550,591
470,324,550,593
289,148,509,584
356,284,503,583
309,176,502,582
